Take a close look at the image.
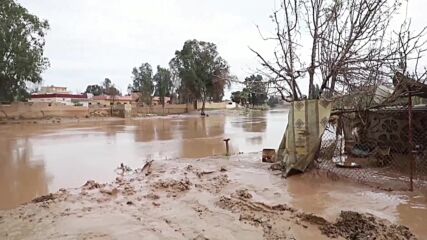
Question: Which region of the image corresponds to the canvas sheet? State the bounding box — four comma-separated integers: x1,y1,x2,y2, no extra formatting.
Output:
277,99,332,176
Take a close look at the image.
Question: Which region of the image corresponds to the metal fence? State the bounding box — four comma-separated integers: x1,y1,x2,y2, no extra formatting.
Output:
314,107,427,191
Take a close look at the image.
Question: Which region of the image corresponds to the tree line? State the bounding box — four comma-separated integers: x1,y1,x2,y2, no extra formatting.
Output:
1,1,236,115
231,74,268,107
85,39,235,114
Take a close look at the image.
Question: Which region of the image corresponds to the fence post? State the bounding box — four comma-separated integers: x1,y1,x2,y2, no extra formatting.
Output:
223,138,230,156
408,89,414,191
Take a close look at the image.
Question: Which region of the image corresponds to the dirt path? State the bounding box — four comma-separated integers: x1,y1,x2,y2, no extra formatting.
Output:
0,154,420,240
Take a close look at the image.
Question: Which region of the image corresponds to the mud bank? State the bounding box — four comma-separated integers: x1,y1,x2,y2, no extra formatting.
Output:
0,154,422,240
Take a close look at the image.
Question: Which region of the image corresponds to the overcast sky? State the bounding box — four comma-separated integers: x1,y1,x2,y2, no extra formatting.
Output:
17,0,427,97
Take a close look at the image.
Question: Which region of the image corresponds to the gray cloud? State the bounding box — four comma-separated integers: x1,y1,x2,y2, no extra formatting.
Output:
17,0,427,96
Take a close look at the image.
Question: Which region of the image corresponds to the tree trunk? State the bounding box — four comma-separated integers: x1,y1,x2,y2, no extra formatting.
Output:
161,95,165,108
201,100,206,116
308,68,315,99
330,75,337,95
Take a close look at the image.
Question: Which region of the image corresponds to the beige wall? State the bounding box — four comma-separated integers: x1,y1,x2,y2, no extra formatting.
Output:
132,103,194,116
197,101,227,110
0,102,89,120
89,100,132,107
0,102,196,120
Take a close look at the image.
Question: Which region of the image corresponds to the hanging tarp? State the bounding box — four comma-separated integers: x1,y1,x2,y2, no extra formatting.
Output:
277,99,332,177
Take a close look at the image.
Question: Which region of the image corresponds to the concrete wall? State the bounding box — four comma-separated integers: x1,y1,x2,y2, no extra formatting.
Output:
196,101,227,110
0,102,90,120
30,97,73,106
132,103,194,116
89,108,111,117
0,102,196,120
111,104,132,118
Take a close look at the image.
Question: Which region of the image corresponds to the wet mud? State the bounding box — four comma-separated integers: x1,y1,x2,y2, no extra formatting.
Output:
0,154,423,239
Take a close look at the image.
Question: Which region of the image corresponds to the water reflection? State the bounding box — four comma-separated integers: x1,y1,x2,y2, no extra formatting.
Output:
246,136,263,145
0,110,289,209
155,120,175,141
180,116,227,158
395,193,427,237
0,136,50,209
285,172,427,237
134,119,157,142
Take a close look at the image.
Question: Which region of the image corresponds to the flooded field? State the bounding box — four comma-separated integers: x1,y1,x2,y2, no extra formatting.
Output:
0,109,288,209
1,109,426,238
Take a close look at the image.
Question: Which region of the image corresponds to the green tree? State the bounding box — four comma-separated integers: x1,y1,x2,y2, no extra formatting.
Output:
105,85,121,97
231,91,248,106
131,63,154,105
267,96,280,108
153,66,172,107
85,84,103,96
231,91,242,105
102,78,112,92
244,75,267,107
170,39,232,115
0,0,50,102
102,78,121,96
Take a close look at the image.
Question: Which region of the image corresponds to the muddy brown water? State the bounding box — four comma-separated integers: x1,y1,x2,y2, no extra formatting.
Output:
0,110,286,209
0,109,426,237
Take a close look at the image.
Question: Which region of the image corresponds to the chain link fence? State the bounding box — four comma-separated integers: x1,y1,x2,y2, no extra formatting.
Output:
314,107,427,191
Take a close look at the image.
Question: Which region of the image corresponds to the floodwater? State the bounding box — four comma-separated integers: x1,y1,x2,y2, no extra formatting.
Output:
0,109,426,237
0,109,288,209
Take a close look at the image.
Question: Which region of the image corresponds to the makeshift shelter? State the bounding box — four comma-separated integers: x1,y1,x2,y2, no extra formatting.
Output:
313,72,427,190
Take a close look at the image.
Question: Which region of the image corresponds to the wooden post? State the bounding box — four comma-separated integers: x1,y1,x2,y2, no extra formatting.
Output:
223,138,230,156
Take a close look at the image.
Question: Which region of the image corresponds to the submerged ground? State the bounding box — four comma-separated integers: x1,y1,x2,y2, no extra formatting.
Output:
0,110,426,239
0,154,424,239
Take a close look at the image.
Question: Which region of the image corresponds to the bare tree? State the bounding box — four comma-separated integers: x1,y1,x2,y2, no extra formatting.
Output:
251,0,302,101
252,0,427,101
392,20,427,82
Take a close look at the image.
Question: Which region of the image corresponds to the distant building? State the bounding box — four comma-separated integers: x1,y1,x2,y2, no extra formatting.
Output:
30,93,88,106
30,86,89,106
131,91,172,106
152,96,171,106
89,95,133,107
38,86,69,94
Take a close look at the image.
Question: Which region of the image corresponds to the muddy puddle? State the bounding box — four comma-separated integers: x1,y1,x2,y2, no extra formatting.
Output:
0,110,287,209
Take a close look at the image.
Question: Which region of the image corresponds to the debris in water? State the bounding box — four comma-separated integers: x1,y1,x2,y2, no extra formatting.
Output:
196,170,215,178
116,163,132,174
31,193,56,203
99,187,119,196
262,149,276,163
270,163,282,171
141,160,154,176
144,193,160,200
82,180,104,190
234,189,253,199
152,178,191,192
